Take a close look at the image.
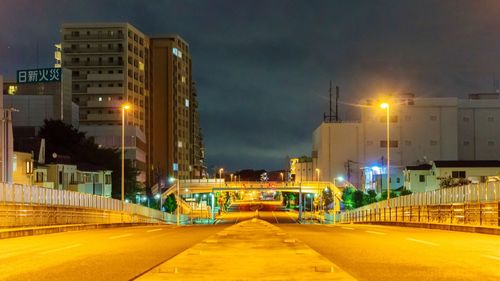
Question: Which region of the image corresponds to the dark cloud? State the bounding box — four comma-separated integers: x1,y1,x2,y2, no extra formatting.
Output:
2,0,500,171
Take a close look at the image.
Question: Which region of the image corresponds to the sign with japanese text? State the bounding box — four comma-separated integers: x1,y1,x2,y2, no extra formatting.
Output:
16,68,62,84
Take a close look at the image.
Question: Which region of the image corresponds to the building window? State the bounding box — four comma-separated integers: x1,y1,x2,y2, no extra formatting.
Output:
173,47,182,58
430,140,438,146
463,141,470,146
396,177,400,183
405,115,411,121
451,171,466,178
463,117,470,122
366,140,373,146
405,140,412,146
380,140,398,148
419,175,425,182
488,141,495,146
488,116,494,122
430,115,437,121
185,99,189,108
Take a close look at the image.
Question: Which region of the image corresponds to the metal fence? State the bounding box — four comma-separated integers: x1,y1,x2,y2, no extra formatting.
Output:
340,182,500,227
0,183,185,226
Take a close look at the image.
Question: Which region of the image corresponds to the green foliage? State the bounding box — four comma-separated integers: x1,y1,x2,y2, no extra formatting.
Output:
322,187,334,213
37,119,142,199
439,177,471,189
341,187,356,210
163,194,177,213
379,190,399,201
400,188,413,196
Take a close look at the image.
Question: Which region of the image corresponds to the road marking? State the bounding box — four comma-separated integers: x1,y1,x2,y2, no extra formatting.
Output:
271,211,279,224
285,211,298,223
108,233,132,240
146,228,162,233
39,244,81,255
482,255,500,261
365,230,386,235
406,238,439,246
342,227,355,230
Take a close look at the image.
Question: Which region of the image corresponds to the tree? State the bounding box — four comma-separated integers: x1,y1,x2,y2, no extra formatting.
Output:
353,190,365,208
323,187,334,213
379,190,399,201
342,187,356,210
37,119,142,199
163,194,177,213
400,188,413,196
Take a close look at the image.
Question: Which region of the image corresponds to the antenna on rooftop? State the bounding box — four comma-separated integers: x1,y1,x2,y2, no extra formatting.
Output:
323,81,340,122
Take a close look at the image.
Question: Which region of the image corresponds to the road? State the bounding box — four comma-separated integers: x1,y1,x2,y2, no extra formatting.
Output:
0,224,226,281
1,203,499,280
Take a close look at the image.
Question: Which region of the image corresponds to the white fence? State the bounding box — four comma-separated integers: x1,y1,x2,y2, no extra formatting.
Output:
356,182,500,211
0,183,184,224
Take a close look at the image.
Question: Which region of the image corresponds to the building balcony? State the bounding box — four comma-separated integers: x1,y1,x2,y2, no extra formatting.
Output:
87,86,124,94
85,100,123,108
86,113,120,121
63,61,124,67
87,73,124,81
63,47,124,54
63,34,124,41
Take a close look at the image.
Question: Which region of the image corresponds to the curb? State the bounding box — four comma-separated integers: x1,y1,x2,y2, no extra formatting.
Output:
352,221,500,235
0,222,165,240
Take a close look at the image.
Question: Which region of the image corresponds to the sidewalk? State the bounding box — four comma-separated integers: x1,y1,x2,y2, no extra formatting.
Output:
136,218,356,281
0,222,160,239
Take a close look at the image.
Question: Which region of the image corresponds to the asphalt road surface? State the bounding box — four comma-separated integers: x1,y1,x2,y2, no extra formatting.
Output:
1,203,499,281
0,224,226,281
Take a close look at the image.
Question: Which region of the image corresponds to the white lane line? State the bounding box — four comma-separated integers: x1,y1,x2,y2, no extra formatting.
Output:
146,228,162,233
285,211,298,223
481,255,500,261
271,211,279,224
39,244,81,255
108,233,132,240
342,227,355,230
365,230,386,235
406,238,439,246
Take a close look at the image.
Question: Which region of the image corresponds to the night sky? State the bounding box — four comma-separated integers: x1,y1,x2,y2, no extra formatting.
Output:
1,0,500,172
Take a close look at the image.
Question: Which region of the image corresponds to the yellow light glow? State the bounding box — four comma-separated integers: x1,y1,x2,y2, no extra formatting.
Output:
380,102,389,109
122,103,131,110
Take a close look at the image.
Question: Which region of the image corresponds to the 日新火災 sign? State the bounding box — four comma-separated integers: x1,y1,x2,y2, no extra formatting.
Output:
17,68,62,84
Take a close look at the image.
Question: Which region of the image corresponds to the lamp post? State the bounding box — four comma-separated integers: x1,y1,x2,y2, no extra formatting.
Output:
315,168,320,182
219,168,224,187
121,103,130,215
280,172,284,182
380,102,391,206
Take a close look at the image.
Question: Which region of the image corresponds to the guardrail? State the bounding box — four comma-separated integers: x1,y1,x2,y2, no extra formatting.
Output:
0,183,186,227
341,182,500,227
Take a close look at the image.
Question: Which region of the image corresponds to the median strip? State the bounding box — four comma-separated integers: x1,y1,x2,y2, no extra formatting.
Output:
406,238,439,246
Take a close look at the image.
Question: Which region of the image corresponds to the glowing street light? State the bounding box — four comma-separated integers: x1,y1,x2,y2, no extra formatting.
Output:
121,103,131,215
380,102,391,206
280,172,284,182
315,168,320,182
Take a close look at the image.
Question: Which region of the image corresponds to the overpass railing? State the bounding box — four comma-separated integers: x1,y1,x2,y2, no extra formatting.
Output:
0,183,187,227
340,182,500,227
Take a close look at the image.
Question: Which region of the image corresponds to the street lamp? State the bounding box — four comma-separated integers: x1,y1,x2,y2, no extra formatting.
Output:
380,102,391,206
315,168,320,182
280,172,284,182
334,176,344,187
121,103,130,215
219,168,224,187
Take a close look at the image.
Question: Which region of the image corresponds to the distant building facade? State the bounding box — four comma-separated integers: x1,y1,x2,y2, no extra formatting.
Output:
60,23,205,186
308,93,500,192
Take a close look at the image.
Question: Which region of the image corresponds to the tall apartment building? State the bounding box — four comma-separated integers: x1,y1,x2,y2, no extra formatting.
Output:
61,23,150,182
61,23,204,186
149,36,204,186
310,93,500,192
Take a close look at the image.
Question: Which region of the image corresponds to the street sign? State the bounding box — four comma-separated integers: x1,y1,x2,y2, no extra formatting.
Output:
16,68,62,84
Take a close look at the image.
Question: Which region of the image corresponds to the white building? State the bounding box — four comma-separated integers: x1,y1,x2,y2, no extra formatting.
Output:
311,93,500,192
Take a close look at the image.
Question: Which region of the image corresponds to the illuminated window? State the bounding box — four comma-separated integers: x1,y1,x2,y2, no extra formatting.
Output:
181,76,186,83
178,141,183,148
185,99,189,108
173,47,182,58
98,97,103,101
8,85,17,95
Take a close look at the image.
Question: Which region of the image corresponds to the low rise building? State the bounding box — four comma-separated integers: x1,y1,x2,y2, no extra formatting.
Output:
404,160,500,192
